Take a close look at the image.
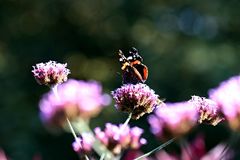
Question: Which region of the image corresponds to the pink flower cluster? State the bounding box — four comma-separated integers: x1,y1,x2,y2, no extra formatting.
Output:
156,135,233,160
112,83,162,119
39,79,111,126
94,123,147,155
0,150,8,160
72,132,94,154
32,61,70,86
148,102,197,139
32,60,240,159
209,75,240,130
190,96,224,126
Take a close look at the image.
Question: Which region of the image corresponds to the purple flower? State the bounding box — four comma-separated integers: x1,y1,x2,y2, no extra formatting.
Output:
156,135,234,160
148,102,197,139
72,132,94,154
94,123,146,155
201,143,234,160
123,150,148,160
190,96,224,126
129,127,147,149
112,83,162,119
209,75,240,130
32,60,70,86
39,79,111,126
156,150,178,160
0,150,8,160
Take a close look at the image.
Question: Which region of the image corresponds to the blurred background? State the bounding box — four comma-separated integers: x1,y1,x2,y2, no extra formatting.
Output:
0,0,240,159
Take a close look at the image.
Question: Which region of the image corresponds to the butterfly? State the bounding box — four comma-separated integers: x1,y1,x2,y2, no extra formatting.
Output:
118,47,148,84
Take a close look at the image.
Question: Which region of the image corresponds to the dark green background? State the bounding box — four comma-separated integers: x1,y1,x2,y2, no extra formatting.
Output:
0,0,239,159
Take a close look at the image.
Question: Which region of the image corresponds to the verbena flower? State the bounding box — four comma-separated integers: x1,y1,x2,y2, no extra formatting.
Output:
156,135,234,160
209,75,240,130
39,79,111,127
112,83,162,120
32,60,70,86
148,102,197,139
190,96,224,126
122,150,146,160
72,132,94,154
94,123,146,155
0,150,8,160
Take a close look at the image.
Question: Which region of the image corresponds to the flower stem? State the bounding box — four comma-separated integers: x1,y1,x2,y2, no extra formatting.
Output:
51,85,90,160
119,112,132,133
51,84,60,101
66,118,78,141
218,131,239,159
66,118,91,160
179,138,193,159
72,118,115,160
134,137,176,160
51,85,78,142
100,153,105,160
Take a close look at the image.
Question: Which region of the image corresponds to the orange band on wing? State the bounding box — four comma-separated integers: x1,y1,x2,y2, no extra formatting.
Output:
131,60,141,65
142,67,148,80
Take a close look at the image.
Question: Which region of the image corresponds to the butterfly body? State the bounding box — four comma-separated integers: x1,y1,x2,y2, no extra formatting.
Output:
118,47,148,84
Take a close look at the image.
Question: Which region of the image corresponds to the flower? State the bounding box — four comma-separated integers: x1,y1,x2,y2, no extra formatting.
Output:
130,127,147,149
190,96,224,126
148,102,197,139
156,150,178,160
156,135,234,160
123,150,149,160
0,150,8,160
201,143,234,160
112,83,162,119
32,60,70,86
39,79,111,126
94,123,146,155
72,132,94,154
209,75,240,130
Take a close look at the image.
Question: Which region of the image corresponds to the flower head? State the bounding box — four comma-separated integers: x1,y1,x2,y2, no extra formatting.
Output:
39,79,111,127
122,150,147,160
156,135,234,160
209,75,240,130
32,60,70,86
112,83,162,119
94,123,146,155
0,150,8,160
72,132,94,154
148,102,197,139
190,96,224,126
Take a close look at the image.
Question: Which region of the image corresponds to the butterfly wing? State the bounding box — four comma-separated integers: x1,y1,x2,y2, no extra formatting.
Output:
122,64,148,84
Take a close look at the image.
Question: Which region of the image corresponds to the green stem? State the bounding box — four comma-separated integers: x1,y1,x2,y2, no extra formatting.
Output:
100,153,105,160
179,138,193,159
218,131,239,159
66,118,78,141
84,155,90,160
51,84,60,100
134,137,176,160
51,85,90,160
119,112,132,133
72,118,115,160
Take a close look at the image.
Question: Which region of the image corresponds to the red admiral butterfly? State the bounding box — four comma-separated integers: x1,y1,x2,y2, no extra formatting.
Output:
118,47,148,84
